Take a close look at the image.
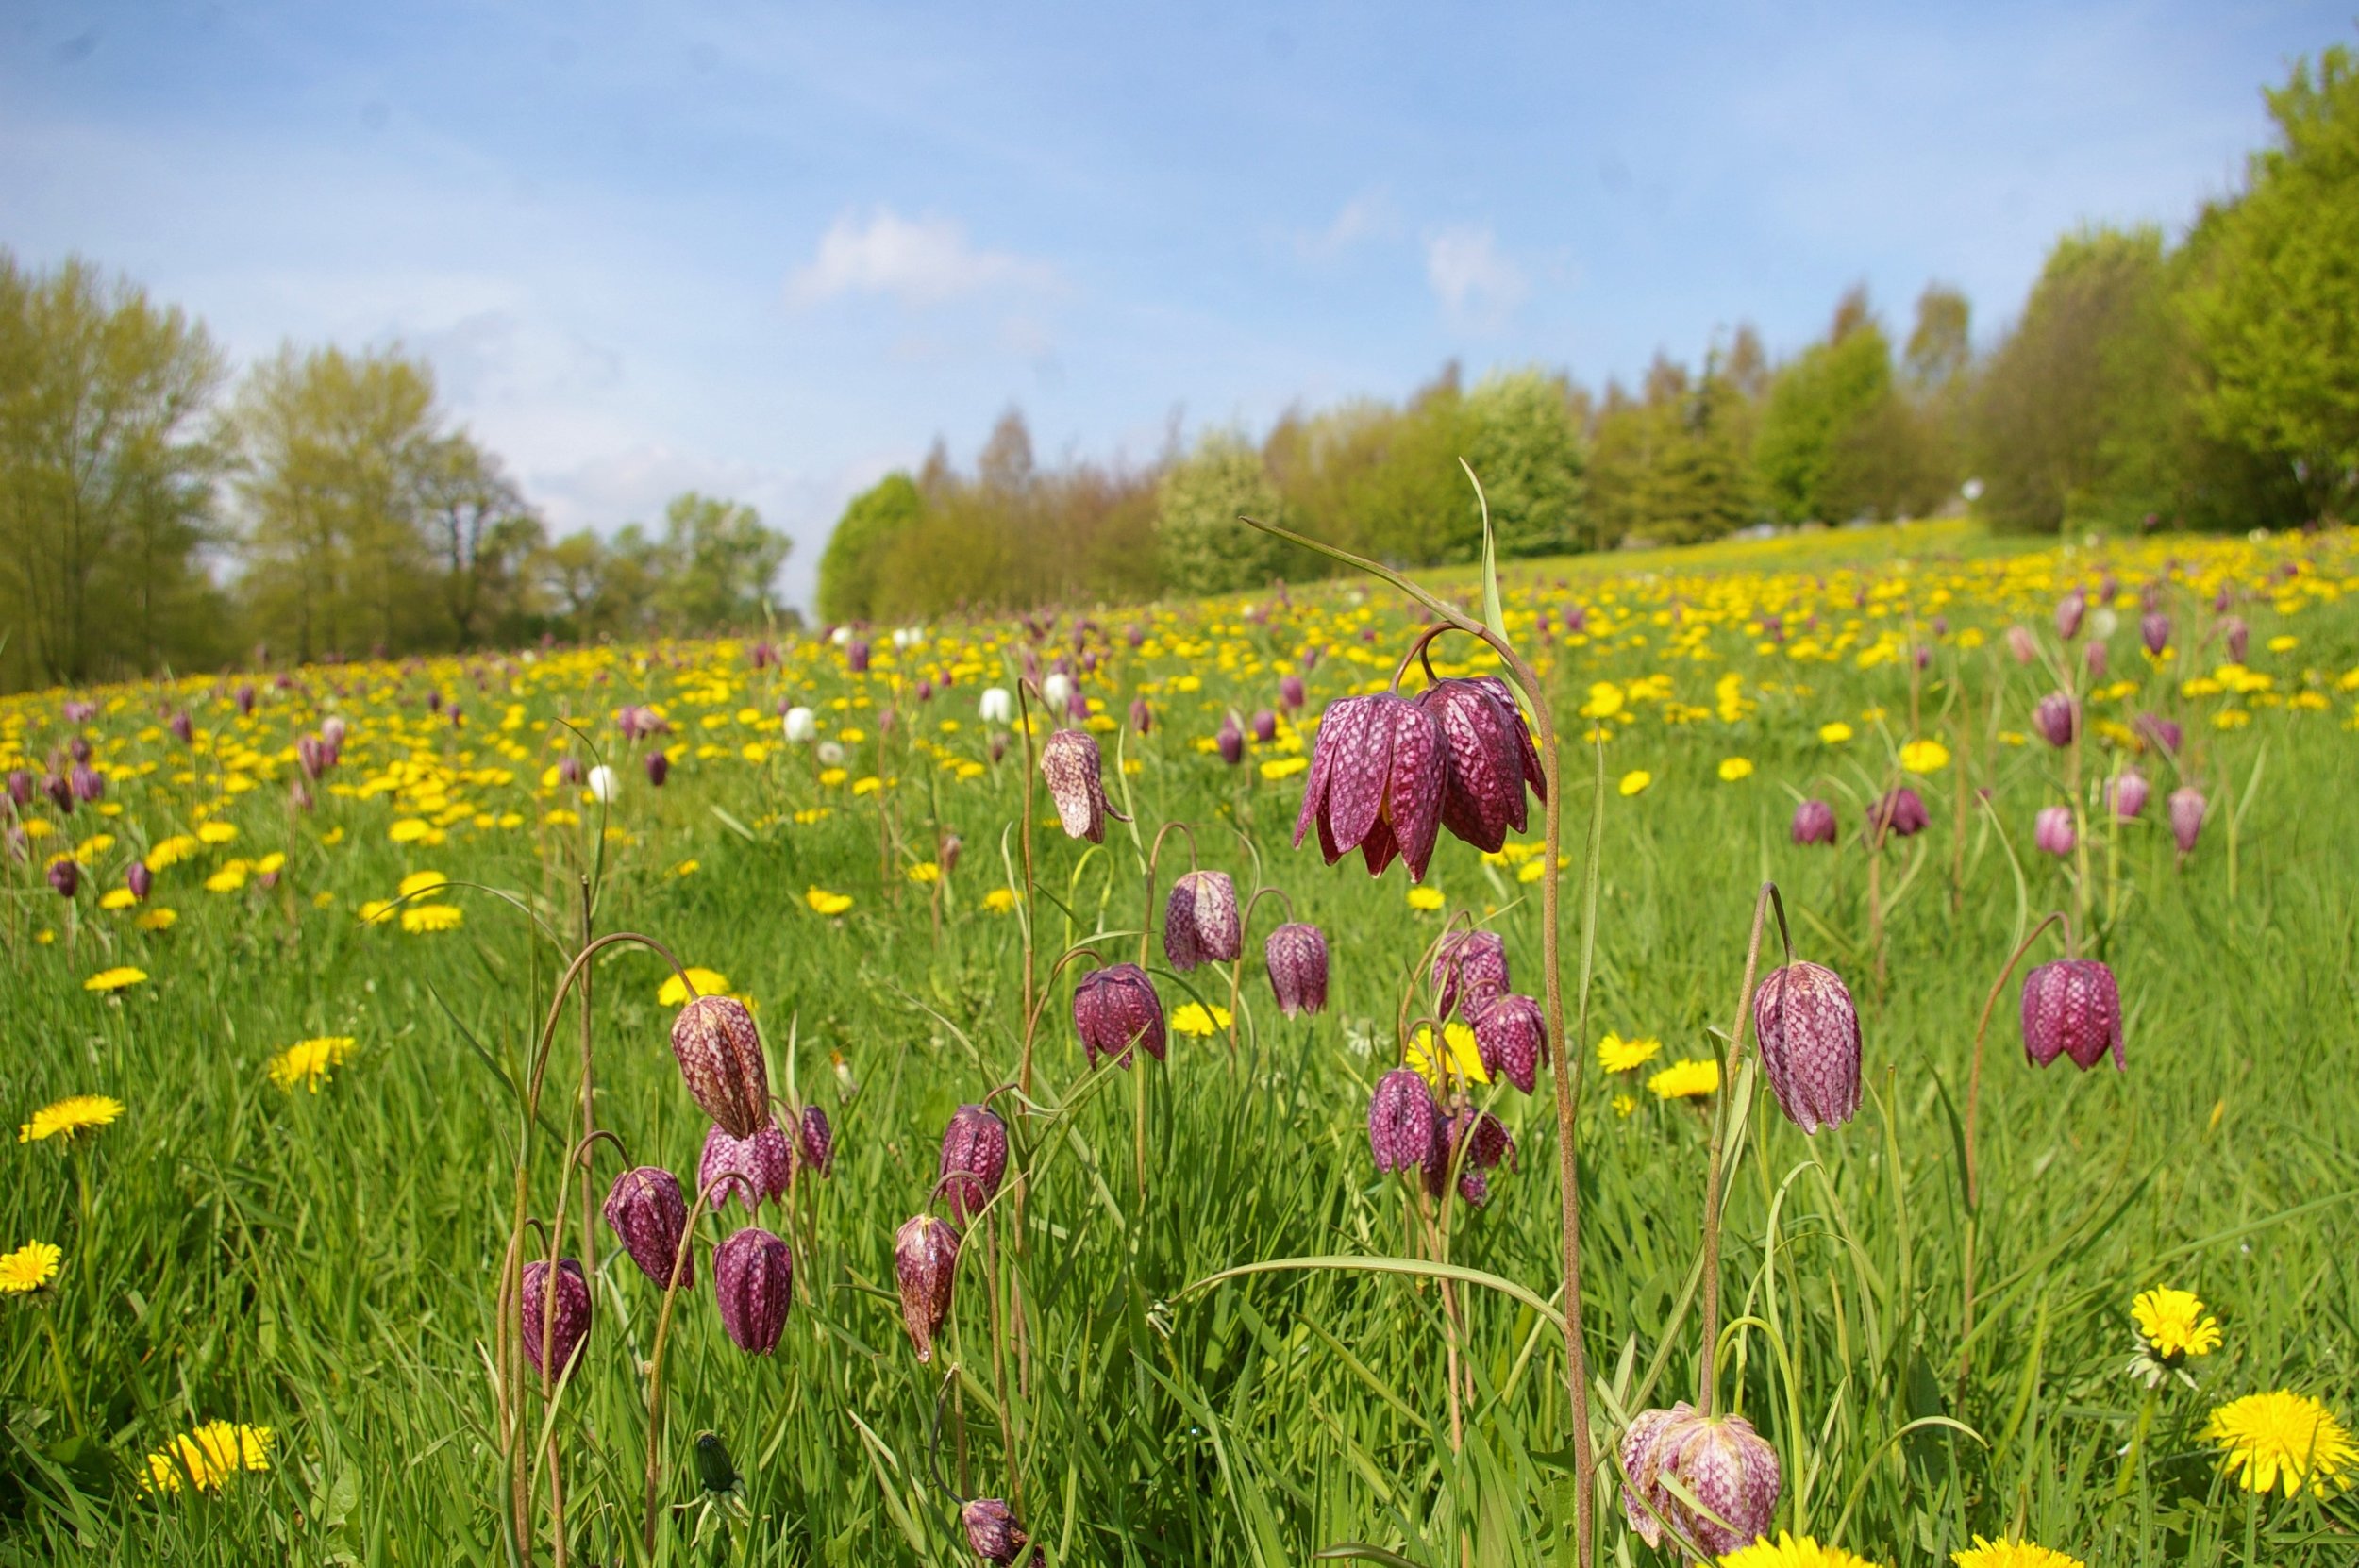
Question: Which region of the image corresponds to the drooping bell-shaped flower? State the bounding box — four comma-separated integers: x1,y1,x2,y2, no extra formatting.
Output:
1470,993,1548,1093
1293,692,1447,882
2167,787,2206,855
521,1258,592,1388
846,640,870,674
2221,615,2250,662
713,1227,794,1354
168,709,193,745
1280,674,1306,710
2085,641,2109,679
604,1166,692,1289
1751,960,1863,1134
2022,958,2124,1070
1163,869,1241,971
46,859,79,898
2004,625,2038,665
1415,676,1547,855
893,1212,961,1362
1439,1109,1517,1205
1866,786,1930,842
1215,713,1245,765
4,769,28,807
2109,769,2150,820
2055,592,2086,640
1430,929,1510,1019
1129,696,1152,734
1790,799,1837,845
1072,962,1166,1068
1263,923,1330,1017
938,1104,1008,1223
1367,1068,1440,1176
2138,713,2183,756
795,1105,834,1177
645,752,669,787
1619,1402,1781,1556
2033,692,2077,748
699,1120,793,1210
2034,805,2077,858
70,764,103,803
1250,709,1278,743
125,860,152,901
1040,728,1128,844
962,1498,1030,1564
2141,612,2171,655
670,993,770,1139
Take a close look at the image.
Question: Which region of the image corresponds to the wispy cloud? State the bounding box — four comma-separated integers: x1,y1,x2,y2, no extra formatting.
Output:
788,208,1059,309
1424,225,1528,330
1295,189,1397,262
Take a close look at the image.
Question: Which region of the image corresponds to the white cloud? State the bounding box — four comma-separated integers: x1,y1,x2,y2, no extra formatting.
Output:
1424,225,1529,331
1295,189,1397,261
787,208,1059,309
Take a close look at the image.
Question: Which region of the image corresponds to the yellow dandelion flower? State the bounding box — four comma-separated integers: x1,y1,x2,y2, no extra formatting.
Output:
136,908,178,931
1951,1539,2084,1568
657,968,732,1007
268,1037,358,1093
1406,1021,1487,1086
20,1094,125,1143
907,861,942,882
1611,1093,1638,1117
253,851,285,876
81,966,146,993
139,1420,274,1494
1598,1032,1664,1074
358,898,396,925
1718,1532,1885,1568
806,887,853,916
399,904,462,933
195,821,238,844
0,1241,62,1293
203,861,249,893
1899,739,1950,774
1818,722,1854,744
1618,769,1653,797
1170,1001,1233,1037
396,869,448,898
1718,757,1755,781
387,817,430,842
1260,756,1308,780
99,887,138,910
672,859,700,876
817,767,847,788
1582,682,1625,719
2132,1287,2222,1359
145,834,198,869
1648,1058,1720,1101
2202,1391,2354,1497
982,887,1018,914
1406,886,1446,911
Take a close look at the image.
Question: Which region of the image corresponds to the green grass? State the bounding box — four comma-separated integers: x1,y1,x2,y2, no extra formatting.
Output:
3,521,2356,1566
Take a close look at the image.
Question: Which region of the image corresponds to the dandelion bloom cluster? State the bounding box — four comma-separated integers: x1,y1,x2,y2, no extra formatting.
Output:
1718,1534,1886,1568
1597,1031,1664,1073
81,965,147,993
140,1420,274,1493
268,1036,359,1093
0,1241,62,1293
2202,1391,2354,1497
1950,1540,2085,1568
20,1093,125,1143
1648,1058,1720,1101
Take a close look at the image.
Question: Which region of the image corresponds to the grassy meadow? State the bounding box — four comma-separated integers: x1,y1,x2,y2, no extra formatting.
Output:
3,518,2357,1567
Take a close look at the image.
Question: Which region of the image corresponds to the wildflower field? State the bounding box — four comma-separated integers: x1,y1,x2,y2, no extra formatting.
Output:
5,517,2358,1567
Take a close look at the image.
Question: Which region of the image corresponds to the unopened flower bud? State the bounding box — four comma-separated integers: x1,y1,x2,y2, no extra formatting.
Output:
795,1105,834,1177
1430,929,1510,1019
713,1227,794,1353
1790,798,1837,845
521,1258,592,1387
894,1212,961,1362
125,860,152,901
605,1166,692,1288
938,1104,1008,1223
962,1498,1029,1564
2034,805,2076,857
1471,993,1548,1093
645,752,669,787
2167,786,2205,854
1752,960,1863,1133
2110,769,2150,820
2033,692,2077,748
2141,612,2171,655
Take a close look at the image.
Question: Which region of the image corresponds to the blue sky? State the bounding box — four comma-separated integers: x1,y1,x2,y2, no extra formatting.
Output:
2,1,2344,606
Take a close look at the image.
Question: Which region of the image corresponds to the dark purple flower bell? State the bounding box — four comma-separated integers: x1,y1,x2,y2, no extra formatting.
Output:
894,1212,961,1362
1439,1109,1517,1205
962,1498,1030,1565
699,1120,793,1210
795,1105,834,1177
1866,786,1930,842
847,640,870,674
1470,993,1548,1093
1790,798,1837,845
2033,692,2078,748
605,1166,692,1288
2221,615,2250,662
1250,709,1277,743
47,859,79,898
169,710,193,745
2168,787,2205,854
2141,612,2171,655
1073,963,1166,1068
1280,674,1306,711
2022,958,2124,1071
2109,769,2150,820
1294,692,1447,882
1415,676,1547,855
1129,697,1152,734
1041,728,1127,843
43,774,72,814
70,765,103,803
1430,929,1510,1019
1367,1068,1440,1176
1163,869,1242,971
713,1227,794,1353
1215,714,1245,765
521,1258,592,1388
2055,592,2085,640
5,769,29,807
125,860,152,901
938,1104,1008,1223
645,752,669,787
1619,1403,1782,1556
2138,713,2183,755
1263,923,1330,1017
671,993,770,1140
1751,960,1863,1133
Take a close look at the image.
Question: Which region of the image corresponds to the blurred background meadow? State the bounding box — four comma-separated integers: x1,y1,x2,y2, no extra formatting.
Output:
6,5,2359,1566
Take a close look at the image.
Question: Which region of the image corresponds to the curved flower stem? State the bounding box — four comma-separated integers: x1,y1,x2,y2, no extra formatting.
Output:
641,1176,729,1549
1135,821,1200,967
1698,882,1789,1415
1956,909,2068,1399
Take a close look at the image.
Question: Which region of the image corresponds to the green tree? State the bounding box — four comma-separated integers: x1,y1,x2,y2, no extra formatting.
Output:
226,344,446,661
651,492,791,633
420,436,542,646
0,253,227,690
1156,429,1284,593
1753,288,1900,524
1463,367,1585,557
2183,45,2359,520
816,472,922,624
